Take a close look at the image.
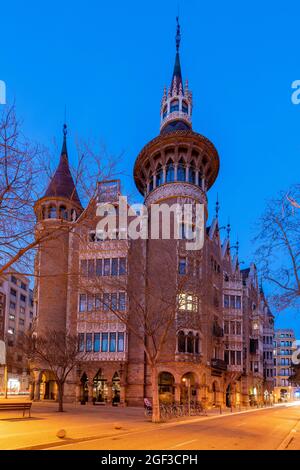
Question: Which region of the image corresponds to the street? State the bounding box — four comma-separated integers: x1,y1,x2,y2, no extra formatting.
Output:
46,404,300,451
1,400,299,450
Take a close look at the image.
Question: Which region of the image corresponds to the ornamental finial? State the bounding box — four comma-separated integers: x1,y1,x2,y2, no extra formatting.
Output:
176,16,181,52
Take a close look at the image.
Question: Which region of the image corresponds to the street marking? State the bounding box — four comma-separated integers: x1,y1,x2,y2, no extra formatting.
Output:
169,439,197,449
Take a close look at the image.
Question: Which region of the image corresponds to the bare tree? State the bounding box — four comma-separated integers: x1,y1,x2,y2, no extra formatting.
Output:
0,104,119,277
255,185,300,311
26,329,84,412
78,236,202,423
290,363,300,386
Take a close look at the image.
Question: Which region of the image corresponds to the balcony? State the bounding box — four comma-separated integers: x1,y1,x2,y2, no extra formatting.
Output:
212,322,224,338
211,358,227,372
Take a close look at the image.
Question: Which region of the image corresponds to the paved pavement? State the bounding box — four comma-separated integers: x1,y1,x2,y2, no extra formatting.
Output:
0,399,300,450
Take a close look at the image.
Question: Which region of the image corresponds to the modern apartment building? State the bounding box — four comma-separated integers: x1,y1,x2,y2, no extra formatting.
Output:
0,270,34,394
274,329,300,402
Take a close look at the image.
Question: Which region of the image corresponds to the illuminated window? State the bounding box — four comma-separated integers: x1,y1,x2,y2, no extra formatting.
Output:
178,293,197,312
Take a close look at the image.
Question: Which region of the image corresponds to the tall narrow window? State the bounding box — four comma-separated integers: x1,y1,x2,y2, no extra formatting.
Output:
224,295,229,308
156,165,163,186
230,350,236,365
195,334,200,354
224,350,229,364
117,333,125,352
78,333,84,352
198,171,203,188
109,333,116,352
103,259,110,276
166,161,175,183
86,333,92,352
178,257,187,275
188,166,196,184
236,351,242,366
111,293,118,310
88,259,95,278
103,293,110,311
101,333,108,352
178,331,185,352
230,295,235,308
79,294,86,312
119,258,126,275
187,332,194,353
87,294,94,312
95,294,102,310
94,333,100,352
48,206,57,219
177,160,185,181
236,296,241,309
96,259,102,276
119,292,126,311
111,258,118,276
80,260,87,277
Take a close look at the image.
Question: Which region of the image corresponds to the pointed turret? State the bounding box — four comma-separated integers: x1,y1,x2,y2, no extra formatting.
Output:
160,17,193,134
35,124,83,222
44,124,81,207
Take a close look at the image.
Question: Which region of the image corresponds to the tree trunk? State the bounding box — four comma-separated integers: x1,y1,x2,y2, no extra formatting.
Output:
57,382,65,412
151,364,160,423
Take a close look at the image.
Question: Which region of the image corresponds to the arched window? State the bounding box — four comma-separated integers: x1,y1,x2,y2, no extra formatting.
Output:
156,164,163,187
170,99,179,112
178,331,186,353
195,334,200,354
166,161,175,183
59,206,68,220
187,332,194,354
48,206,57,219
198,170,203,189
177,159,185,182
163,105,168,119
182,100,188,114
149,175,154,192
188,166,196,184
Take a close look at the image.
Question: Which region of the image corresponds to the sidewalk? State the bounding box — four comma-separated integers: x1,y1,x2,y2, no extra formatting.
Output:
0,399,298,450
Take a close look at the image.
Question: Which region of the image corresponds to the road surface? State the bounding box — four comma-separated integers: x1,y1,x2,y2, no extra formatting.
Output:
45,403,300,450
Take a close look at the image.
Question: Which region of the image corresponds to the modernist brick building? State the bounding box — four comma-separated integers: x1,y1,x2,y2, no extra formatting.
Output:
31,22,274,408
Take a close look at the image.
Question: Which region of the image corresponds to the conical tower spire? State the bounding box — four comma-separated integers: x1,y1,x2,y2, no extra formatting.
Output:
160,18,193,134
43,124,82,207
171,17,183,94
61,123,68,156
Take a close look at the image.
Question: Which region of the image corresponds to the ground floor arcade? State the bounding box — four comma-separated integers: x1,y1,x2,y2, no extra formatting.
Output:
29,362,270,409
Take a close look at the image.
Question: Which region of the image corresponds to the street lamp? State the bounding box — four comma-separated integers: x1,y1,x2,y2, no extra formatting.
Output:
182,377,191,416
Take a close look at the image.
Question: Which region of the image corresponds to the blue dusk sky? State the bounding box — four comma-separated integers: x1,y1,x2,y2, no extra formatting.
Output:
1,0,300,336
